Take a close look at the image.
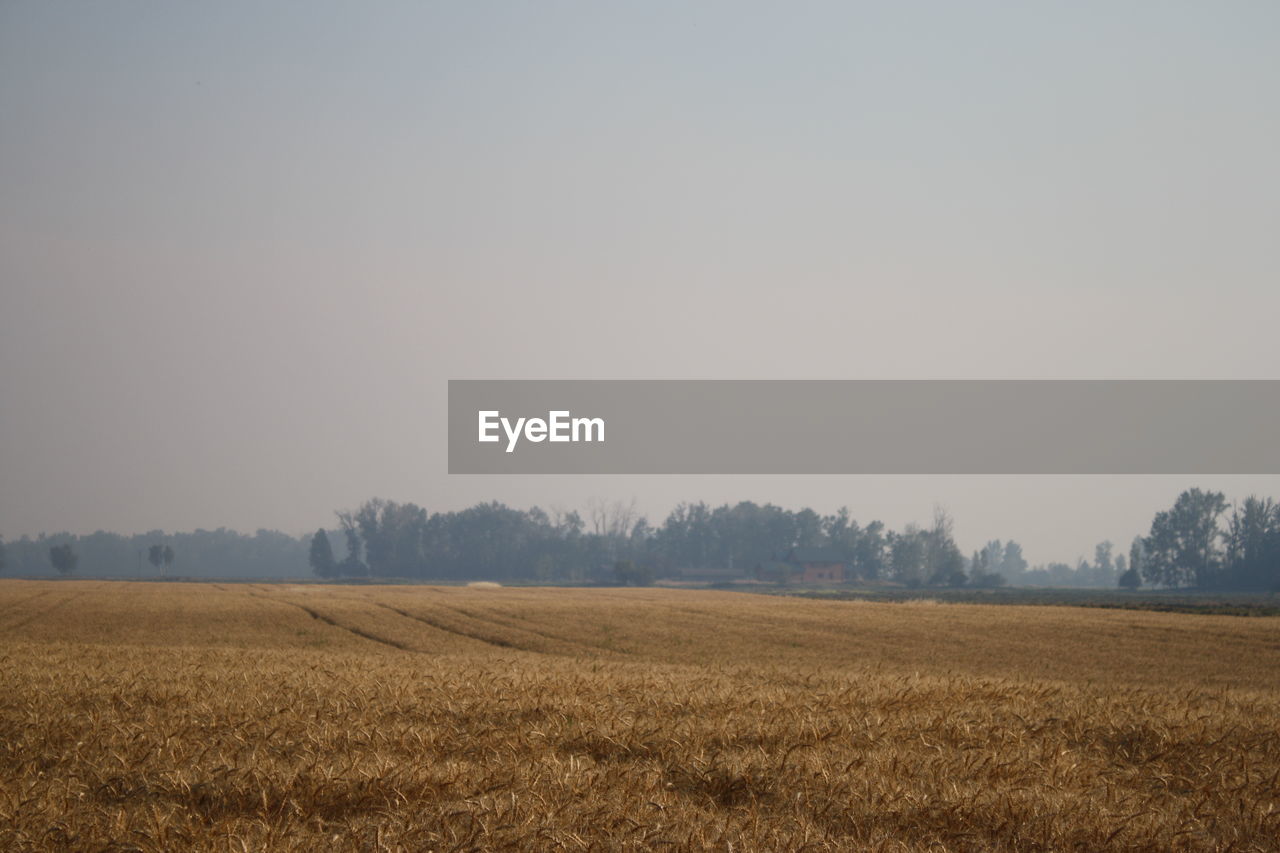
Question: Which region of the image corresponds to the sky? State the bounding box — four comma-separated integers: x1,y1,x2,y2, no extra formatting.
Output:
2,2,1278,565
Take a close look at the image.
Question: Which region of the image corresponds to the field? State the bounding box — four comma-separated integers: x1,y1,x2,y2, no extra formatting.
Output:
766,586,1280,618
2,581,1279,851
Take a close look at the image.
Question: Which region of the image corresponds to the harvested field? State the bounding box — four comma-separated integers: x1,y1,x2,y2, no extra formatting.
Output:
2,580,1278,851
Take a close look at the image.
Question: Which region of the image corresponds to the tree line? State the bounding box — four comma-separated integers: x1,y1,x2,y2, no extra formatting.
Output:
306,498,1078,588
1125,489,1280,591
304,491,1273,589
3,489,1276,589
0,528,307,579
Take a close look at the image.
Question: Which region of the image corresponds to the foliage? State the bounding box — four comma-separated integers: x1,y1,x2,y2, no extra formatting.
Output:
1139,490,1280,589
4,490,1275,589
144,544,175,576
48,543,78,575
613,559,652,586
308,529,337,579
1142,489,1229,588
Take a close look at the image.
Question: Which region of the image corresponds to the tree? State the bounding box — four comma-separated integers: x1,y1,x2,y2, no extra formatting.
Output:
148,544,164,574
1224,496,1280,589
1128,536,1145,583
1118,565,1141,590
924,506,966,586
980,540,1002,575
614,559,652,586
1001,541,1028,580
1142,489,1228,588
162,545,174,574
49,543,78,575
969,547,1006,588
852,520,887,580
890,526,927,587
309,529,337,578
0,536,6,572
1093,541,1115,586
335,510,368,576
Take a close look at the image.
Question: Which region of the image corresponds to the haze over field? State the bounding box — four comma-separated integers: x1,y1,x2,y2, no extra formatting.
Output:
2,3,1279,560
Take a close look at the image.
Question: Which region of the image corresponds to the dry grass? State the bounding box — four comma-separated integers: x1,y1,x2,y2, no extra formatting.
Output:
2,581,1278,851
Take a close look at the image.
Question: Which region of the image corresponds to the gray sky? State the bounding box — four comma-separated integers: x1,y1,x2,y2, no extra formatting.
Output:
2,2,1278,565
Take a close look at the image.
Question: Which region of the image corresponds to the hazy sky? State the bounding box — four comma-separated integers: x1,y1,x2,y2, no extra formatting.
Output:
2,2,1278,564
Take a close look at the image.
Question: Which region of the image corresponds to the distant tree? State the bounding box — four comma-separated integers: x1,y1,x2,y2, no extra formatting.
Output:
308,529,337,579
970,570,1006,588
1001,541,1028,579
940,551,968,587
336,498,432,577
1143,489,1228,587
852,520,887,580
148,544,163,574
1118,566,1141,590
1224,496,1280,589
979,540,1001,574
0,536,6,572
1093,541,1115,586
969,547,1006,588
49,543,78,576
1128,536,1145,583
162,545,174,574
890,525,927,587
335,511,368,576
923,506,966,586
792,508,825,550
614,559,652,586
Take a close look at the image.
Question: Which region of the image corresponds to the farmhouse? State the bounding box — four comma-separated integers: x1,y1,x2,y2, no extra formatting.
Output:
755,548,849,584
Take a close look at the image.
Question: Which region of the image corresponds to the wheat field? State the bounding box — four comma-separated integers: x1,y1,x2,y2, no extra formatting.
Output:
1,581,1278,851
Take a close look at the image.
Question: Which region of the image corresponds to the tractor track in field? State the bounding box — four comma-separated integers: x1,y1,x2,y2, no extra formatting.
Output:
372,602,529,652
424,601,632,656
1,591,86,633
0,588,55,620
245,591,415,653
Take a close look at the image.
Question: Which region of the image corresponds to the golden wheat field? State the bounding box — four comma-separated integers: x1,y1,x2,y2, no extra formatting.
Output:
1,581,1279,851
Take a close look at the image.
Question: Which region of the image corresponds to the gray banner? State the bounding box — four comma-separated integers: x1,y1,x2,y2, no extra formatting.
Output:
448,380,1280,474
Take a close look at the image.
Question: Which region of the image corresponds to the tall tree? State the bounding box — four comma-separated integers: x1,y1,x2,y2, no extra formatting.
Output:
49,543,78,576
981,540,1003,575
852,520,886,580
1128,536,1144,581
890,525,927,587
924,506,966,586
1092,541,1115,586
1142,489,1228,588
1001,541,1028,579
1224,496,1280,589
309,529,337,578
335,510,367,575
1118,564,1141,590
